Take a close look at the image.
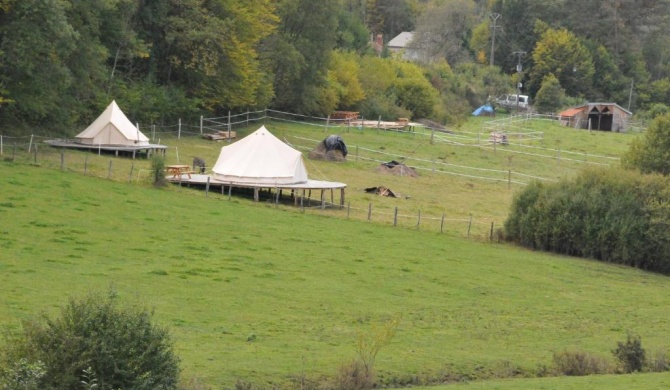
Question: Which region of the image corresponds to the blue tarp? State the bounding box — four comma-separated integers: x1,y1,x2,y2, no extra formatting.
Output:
472,104,495,116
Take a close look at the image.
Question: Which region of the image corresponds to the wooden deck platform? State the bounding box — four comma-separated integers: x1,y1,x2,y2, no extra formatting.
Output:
166,174,347,206
45,139,167,158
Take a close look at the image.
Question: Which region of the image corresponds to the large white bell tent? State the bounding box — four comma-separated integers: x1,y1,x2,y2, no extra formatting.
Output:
212,126,309,186
76,100,149,146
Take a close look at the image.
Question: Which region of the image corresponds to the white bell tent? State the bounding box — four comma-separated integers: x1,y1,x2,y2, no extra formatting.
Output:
76,100,149,146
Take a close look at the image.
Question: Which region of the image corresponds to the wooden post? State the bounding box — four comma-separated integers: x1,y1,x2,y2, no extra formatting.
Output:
205,176,211,196
253,187,259,202
467,215,472,238
84,155,88,174
28,134,33,154
178,119,182,139
221,185,225,195
228,184,232,200
393,207,398,227
107,160,113,179
377,115,381,131
440,213,445,233
275,187,280,206
128,163,134,183
489,222,494,242
330,189,334,205
228,111,231,139
417,210,421,228
0,134,3,155
340,188,345,209
325,114,330,133
200,115,203,135
132,150,136,160
320,190,325,210
367,203,372,221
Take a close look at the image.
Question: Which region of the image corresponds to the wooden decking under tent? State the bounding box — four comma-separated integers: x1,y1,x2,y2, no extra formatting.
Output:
45,139,167,159
167,174,347,208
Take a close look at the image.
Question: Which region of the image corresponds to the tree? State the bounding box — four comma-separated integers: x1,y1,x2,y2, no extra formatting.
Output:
0,0,77,128
622,113,670,176
529,27,594,98
267,0,339,115
410,0,476,65
0,290,180,390
534,73,565,113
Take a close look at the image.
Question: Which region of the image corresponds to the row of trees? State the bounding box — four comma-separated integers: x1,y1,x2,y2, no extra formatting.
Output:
1,0,669,134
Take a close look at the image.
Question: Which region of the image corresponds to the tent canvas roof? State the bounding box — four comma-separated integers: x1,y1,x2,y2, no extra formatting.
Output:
211,126,309,185
472,104,495,116
76,100,149,146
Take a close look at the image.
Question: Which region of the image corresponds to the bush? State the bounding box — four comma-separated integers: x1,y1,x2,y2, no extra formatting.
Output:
553,349,611,376
334,359,375,390
504,167,670,274
0,290,180,390
151,155,167,187
613,334,646,373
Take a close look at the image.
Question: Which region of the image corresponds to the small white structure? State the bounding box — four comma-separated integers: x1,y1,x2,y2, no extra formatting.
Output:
388,31,419,60
212,126,308,185
76,100,149,146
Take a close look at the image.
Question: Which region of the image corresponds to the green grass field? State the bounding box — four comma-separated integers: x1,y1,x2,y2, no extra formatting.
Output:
3,139,670,389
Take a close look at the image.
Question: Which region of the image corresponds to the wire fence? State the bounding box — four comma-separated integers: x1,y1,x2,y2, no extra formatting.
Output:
2,108,639,239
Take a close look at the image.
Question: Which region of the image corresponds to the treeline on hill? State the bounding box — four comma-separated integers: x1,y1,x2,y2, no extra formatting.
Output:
1,0,670,135
505,114,670,274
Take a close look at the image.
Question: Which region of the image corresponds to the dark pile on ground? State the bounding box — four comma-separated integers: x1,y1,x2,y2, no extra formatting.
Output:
308,142,346,162
374,161,418,177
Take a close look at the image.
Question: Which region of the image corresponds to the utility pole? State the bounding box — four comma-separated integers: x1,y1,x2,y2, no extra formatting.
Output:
513,51,526,113
490,13,501,66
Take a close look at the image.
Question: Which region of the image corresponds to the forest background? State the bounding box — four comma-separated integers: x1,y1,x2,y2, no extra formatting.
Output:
1,0,669,135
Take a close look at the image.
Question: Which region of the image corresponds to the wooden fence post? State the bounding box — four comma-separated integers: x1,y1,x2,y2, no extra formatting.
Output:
325,114,330,133
467,215,472,238
228,184,232,200
416,210,421,228
489,222,494,242
128,163,134,183
28,134,33,154
367,203,372,221
0,135,3,155
178,118,182,139
393,207,398,227
200,115,203,135
440,213,445,234
107,160,113,179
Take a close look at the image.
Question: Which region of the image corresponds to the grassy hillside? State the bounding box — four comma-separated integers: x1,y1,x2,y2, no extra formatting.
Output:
2,161,670,388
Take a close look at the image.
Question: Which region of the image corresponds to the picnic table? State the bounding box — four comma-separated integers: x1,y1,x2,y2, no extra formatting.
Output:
166,165,193,179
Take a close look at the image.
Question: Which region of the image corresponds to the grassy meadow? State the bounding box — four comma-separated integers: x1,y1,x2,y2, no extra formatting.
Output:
3,124,670,389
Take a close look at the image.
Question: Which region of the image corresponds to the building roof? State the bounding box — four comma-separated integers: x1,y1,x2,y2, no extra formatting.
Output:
388,32,415,49
558,107,586,117
559,103,633,118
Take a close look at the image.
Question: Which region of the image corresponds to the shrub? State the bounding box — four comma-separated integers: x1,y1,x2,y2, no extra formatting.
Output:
0,290,180,390
504,167,670,274
334,359,374,390
151,155,167,187
613,333,646,373
646,350,670,372
553,349,611,376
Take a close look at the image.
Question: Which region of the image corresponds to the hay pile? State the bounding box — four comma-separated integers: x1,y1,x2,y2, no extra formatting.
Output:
308,142,346,162
374,161,418,177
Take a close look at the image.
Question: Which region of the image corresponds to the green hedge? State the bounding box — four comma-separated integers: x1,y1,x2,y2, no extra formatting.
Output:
504,168,670,274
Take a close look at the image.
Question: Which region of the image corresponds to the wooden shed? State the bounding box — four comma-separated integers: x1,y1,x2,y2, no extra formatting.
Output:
558,103,632,132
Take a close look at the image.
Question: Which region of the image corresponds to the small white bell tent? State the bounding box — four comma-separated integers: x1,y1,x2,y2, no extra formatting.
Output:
76,101,149,146
212,126,308,185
